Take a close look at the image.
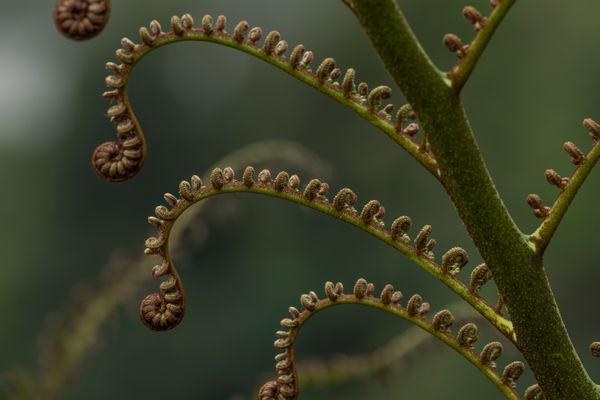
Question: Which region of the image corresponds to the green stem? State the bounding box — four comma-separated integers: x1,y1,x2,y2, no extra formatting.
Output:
530,138,600,254
451,0,518,92
347,1,600,398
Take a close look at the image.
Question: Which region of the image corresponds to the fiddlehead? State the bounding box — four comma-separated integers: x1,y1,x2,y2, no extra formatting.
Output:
53,0,110,41
257,278,525,400
527,118,600,253
139,166,514,340
92,13,440,182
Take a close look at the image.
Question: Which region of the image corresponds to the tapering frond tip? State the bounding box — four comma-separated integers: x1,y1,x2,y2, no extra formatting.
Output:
590,341,600,357
54,0,110,41
524,384,544,400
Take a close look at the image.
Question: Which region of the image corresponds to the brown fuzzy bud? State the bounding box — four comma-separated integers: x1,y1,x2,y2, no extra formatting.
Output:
524,384,544,400
432,309,455,333
303,179,321,201
258,169,272,184
342,68,356,96
333,188,357,211
262,31,280,55
353,278,368,299
201,15,213,35
563,141,585,165
366,86,392,112
243,166,255,187
248,27,262,43
442,247,469,275
544,169,568,189
210,168,225,190
590,342,600,357
274,171,289,191
457,323,479,349
391,216,412,241
215,15,226,32
233,20,249,43
288,174,300,190
415,225,433,255
502,361,524,388
480,341,503,368
407,294,423,317
316,58,336,83
463,6,486,30
289,44,304,68
584,118,600,141
444,34,467,58
470,263,492,292
380,284,395,305
360,200,381,225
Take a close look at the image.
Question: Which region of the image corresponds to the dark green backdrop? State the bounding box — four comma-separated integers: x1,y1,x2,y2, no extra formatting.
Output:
1,1,600,398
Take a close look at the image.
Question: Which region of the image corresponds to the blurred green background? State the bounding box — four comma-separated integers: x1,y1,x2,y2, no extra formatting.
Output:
1,0,600,399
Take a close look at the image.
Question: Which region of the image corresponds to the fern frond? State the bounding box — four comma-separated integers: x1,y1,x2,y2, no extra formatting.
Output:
257,278,524,400
91,13,440,182
138,166,514,340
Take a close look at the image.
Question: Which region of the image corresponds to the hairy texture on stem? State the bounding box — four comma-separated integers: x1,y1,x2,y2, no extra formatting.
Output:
140,166,514,339
53,0,110,40
257,278,523,400
92,13,439,182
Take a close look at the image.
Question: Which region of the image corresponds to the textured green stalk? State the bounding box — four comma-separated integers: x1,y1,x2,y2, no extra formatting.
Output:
347,1,600,398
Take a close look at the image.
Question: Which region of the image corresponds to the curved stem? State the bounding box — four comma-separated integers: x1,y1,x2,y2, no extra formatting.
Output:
261,285,520,400
93,14,439,182
451,0,518,92
530,138,600,254
143,173,514,341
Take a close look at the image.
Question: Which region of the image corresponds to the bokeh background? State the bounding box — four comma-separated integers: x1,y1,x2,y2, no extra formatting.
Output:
1,0,600,399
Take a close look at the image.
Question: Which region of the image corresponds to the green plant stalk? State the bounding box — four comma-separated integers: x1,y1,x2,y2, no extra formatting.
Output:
347,0,600,398
153,181,514,341
287,295,519,399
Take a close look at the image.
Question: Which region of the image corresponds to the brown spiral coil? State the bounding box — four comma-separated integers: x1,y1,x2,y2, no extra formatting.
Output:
53,0,110,41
